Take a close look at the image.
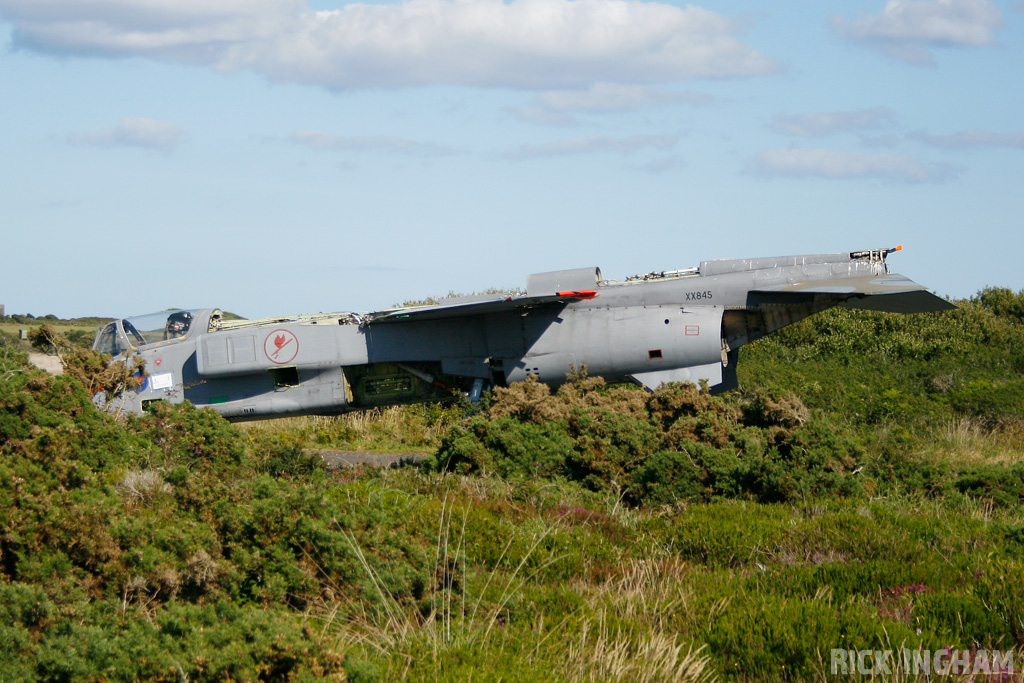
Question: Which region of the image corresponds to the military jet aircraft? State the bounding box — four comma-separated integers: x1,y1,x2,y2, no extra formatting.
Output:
93,246,953,421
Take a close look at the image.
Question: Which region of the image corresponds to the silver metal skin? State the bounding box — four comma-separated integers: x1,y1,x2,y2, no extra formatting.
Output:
94,247,954,421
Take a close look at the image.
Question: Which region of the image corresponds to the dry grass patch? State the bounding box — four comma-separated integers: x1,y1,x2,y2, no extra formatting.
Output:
562,607,716,683
935,418,1024,467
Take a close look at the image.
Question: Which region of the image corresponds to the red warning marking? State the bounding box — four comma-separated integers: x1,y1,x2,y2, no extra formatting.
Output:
155,358,162,366
556,290,600,300
264,329,299,364
685,325,700,336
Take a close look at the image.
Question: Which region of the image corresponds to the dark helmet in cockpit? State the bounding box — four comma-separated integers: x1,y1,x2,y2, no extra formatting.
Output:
165,311,193,339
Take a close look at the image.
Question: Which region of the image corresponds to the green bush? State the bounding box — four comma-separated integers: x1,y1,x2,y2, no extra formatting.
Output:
630,448,704,505
4,292,1024,681
433,378,866,505
949,463,1024,508
131,400,245,469
434,416,575,478
948,379,1024,428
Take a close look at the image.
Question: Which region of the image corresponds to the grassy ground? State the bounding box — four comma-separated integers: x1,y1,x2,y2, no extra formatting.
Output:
240,404,460,455
0,317,107,349
2,295,1023,680
305,469,1024,682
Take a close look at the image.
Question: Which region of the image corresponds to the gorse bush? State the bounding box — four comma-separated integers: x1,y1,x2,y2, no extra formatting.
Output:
130,399,245,470
973,286,1024,325
0,365,418,679
29,325,144,396
2,295,1024,680
744,299,1024,430
429,375,865,505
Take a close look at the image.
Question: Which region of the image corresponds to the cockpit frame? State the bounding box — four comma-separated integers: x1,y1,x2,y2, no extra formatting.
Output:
93,309,221,357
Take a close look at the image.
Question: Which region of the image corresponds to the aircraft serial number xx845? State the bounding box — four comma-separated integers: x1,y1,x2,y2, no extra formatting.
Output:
94,247,953,421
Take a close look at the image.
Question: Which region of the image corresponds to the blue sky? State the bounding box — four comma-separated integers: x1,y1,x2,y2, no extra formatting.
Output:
1,0,1022,318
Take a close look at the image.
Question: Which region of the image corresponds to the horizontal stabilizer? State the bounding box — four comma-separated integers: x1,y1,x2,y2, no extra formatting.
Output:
840,289,954,313
750,273,955,313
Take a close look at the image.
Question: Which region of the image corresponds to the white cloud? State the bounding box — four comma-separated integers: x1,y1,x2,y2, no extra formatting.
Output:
505,107,578,126
631,155,682,173
752,147,957,183
909,129,1024,149
859,134,903,149
769,107,897,137
0,0,779,89
831,0,1002,64
508,82,714,124
291,130,455,156
3,0,299,61
505,134,677,159
535,83,714,113
67,117,188,153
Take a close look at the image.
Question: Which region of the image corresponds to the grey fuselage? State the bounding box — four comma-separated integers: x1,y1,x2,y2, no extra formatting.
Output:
94,248,952,420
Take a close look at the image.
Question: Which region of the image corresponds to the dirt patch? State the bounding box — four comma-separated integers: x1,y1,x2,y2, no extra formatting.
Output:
312,449,428,468
28,353,63,376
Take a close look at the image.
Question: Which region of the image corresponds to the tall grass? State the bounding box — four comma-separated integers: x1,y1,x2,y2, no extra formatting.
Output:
323,491,569,678
241,404,461,453
313,476,725,681
933,417,1024,466
563,609,715,683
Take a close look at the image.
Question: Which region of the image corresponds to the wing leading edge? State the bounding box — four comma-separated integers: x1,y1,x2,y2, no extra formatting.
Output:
365,290,599,325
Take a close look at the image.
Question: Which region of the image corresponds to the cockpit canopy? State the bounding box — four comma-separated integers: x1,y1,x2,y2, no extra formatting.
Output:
93,308,221,355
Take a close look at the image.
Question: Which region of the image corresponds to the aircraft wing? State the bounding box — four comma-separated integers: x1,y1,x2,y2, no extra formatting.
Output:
749,273,955,313
364,290,599,325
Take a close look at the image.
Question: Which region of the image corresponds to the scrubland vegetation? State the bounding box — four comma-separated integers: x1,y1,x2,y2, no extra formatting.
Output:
0,313,107,348
2,288,1023,681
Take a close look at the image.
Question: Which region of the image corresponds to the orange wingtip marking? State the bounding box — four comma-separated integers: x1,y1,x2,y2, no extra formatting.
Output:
557,290,600,300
